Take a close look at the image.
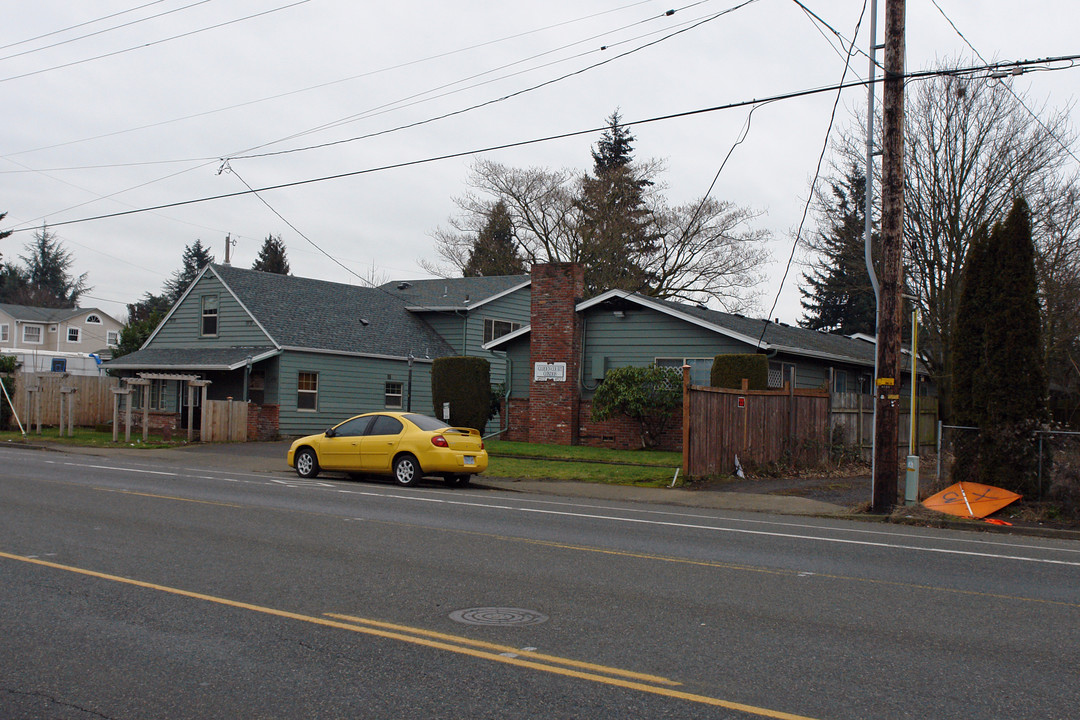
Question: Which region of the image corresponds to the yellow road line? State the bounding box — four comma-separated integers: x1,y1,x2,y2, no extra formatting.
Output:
326,612,679,686
94,487,245,508
0,550,820,720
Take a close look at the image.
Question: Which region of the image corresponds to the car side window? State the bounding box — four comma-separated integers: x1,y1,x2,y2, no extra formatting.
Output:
367,415,403,436
334,416,372,437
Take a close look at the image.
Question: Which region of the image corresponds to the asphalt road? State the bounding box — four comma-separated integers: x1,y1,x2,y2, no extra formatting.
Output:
2,445,1078,719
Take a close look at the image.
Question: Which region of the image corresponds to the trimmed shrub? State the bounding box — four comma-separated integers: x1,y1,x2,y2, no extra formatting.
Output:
710,353,768,390
431,356,491,431
592,365,682,448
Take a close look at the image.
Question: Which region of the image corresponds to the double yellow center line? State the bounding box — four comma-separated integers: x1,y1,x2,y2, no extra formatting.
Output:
2,550,819,720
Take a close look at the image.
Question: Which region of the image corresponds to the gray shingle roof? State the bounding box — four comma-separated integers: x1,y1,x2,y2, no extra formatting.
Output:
650,298,879,366
378,275,529,310
0,303,107,324
106,346,278,371
212,264,454,358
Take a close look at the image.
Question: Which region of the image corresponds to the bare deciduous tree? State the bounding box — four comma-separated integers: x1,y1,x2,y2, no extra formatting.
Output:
835,66,1076,418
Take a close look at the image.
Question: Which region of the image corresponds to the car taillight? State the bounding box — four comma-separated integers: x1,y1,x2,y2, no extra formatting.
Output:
431,435,449,447
480,441,484,450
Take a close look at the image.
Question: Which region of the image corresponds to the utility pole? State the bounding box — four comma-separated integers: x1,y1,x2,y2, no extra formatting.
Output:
872,0,905,513
224,233,234,265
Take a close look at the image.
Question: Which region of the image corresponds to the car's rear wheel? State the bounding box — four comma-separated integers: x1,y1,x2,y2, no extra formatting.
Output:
393,454,421,486
295,448,319,479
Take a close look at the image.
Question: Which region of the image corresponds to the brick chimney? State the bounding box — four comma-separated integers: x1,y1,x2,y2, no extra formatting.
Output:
528,263,584,445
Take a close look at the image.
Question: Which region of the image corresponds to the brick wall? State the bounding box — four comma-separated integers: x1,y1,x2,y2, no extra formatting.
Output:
577,398,682,452
247,403,280,441
528,263,585,445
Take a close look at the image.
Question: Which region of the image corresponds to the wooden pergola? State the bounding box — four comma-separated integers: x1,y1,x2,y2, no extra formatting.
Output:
112,374,211,443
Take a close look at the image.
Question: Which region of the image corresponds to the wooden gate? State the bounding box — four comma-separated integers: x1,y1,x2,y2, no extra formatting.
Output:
682,373,829,478
201,399,248,442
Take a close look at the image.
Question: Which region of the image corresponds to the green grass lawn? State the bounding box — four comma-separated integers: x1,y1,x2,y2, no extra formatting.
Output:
484,439,682,486
0,427,188,450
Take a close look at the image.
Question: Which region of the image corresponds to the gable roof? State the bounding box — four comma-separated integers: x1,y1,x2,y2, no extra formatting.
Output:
378,275,530,311
487,289,887,369
138,264,454,360
0,303,117,325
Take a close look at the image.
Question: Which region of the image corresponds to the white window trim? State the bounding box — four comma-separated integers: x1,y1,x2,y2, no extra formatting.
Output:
106,330,119,346
483,317,522,345
22,324,44,344
384,381,403,409
201,295,219,337
0,323,8,342
85,314,102,324
67,327,81,343
297,372,318,412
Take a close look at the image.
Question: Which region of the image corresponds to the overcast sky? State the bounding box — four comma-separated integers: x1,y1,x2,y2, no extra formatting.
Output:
2,0,1077,324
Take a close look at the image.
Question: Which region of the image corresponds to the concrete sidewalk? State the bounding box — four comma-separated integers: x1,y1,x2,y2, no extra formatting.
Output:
20,439,848,517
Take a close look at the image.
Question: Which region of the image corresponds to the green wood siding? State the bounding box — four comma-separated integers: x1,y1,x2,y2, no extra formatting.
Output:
420,313,465,355
149,274,273,348
276,351,435,436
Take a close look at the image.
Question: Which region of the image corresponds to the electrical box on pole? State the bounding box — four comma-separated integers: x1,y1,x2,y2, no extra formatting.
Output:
872,0,906,513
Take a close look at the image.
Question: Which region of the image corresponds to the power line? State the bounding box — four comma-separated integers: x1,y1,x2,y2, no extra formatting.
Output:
0,0,214,63
0,1,168,52
0,1,311,85
2,0,657,160
228,0,762,162
8,54,1078,235
758,0,868,346
929,0,1080,169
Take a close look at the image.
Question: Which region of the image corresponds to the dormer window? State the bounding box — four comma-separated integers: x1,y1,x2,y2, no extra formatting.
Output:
85,314,102,324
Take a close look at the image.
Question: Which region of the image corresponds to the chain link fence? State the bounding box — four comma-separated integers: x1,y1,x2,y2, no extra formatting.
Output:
936,423,1080,503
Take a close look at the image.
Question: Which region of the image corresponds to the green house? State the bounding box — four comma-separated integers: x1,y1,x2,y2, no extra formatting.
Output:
105,264,530,438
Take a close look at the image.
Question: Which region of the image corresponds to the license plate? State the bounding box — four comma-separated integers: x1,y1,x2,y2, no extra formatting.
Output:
464,456,475,466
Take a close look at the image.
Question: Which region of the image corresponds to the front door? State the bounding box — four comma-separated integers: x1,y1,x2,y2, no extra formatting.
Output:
319,415,372,470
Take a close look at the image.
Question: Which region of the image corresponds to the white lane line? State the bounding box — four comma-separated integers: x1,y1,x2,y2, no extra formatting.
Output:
27,455,1080,565
341,490,1080,567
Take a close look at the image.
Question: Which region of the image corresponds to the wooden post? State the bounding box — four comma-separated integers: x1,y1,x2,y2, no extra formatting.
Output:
125,389,132,442
187,384,195,442
141,384,149,442
873,0,906,513
681,365,691,478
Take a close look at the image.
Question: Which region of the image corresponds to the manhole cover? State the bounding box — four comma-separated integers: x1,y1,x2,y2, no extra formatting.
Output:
449,607,549,626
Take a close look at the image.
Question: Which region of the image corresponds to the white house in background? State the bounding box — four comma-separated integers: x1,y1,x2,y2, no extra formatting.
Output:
0,303,122,376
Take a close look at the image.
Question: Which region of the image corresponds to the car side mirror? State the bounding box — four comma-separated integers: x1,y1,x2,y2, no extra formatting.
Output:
325,427,336,438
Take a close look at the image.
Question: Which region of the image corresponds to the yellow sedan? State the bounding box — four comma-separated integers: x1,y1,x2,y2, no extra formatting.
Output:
287,412,488,487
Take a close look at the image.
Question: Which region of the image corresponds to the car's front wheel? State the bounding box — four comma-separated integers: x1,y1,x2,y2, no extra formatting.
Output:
295,448,319,479
393,454,421,486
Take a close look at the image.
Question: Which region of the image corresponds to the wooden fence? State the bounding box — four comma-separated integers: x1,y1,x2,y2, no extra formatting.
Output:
830,392,938,461
202,399,248,442
683,378,830,478
6,372,118,428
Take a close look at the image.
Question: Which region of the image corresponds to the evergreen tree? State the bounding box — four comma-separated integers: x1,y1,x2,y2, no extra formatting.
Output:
950,199,1048,494
577,111,658,295
126,292,171,324
17,225,89,307
799,164,877,335
252,234,291,275
163,239,214,303
463,201,525,276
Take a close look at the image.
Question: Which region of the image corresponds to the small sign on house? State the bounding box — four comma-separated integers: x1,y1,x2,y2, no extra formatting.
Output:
534,362,567,382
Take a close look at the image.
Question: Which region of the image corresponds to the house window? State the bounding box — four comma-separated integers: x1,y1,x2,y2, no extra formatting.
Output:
656,357,712,386
768,361,796,389
67,327,81,343
833,369,848,394
297,372,318,411
0,324,8,342
85,314,102,324
106,331,119,346
385,381,403,409
22,325,43,344
201,295,219,337
484,318,521,344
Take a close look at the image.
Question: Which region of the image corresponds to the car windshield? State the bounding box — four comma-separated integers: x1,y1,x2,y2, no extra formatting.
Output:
403,413,451,432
